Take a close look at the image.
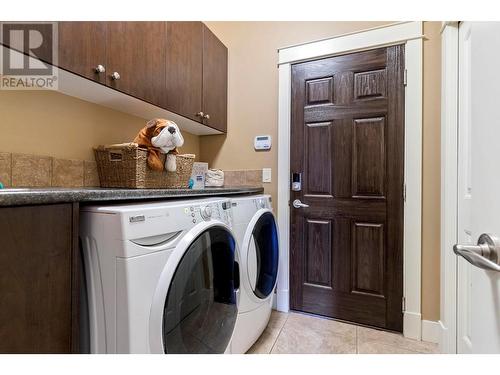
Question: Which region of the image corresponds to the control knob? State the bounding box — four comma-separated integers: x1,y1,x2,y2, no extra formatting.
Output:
200,205,213,220
258,199,266,209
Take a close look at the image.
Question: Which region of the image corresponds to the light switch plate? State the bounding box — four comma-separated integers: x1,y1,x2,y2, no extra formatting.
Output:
262,168,272,183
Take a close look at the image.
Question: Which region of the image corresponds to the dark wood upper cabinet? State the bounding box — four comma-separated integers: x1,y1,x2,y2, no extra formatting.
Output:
165,22,228,132
55,21,228,133
202,24,228,133
0,204,80,353
166,22,203,123
106,22,167,108
58,22,107,83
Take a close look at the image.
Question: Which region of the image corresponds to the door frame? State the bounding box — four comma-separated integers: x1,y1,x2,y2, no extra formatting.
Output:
438,21,460,354
276,21,425,340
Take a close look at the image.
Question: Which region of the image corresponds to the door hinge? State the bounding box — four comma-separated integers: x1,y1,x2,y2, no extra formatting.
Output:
402,296,406,312
403,69,408,86
403,183,407,202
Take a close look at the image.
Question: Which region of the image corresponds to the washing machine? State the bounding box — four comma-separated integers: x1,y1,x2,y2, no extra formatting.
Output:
79,198,240,354
228,194,279,353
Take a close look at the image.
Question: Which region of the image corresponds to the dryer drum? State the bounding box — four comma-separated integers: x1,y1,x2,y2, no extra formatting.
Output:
162,227,238,354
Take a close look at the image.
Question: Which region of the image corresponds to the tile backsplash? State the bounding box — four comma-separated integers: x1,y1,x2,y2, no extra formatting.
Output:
0,152,12,187
223,170,263,187
0,152,99,188
0,151,263,189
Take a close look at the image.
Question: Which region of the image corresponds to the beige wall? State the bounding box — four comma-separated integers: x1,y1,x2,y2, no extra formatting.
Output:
0,90,200,161
421,22,441,322
202,21,442,321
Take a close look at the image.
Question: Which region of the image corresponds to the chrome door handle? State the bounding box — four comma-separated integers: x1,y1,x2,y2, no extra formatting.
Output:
454,233,500,272
292,199,309,209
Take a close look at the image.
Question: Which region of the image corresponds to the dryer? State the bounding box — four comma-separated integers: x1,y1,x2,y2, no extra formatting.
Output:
79,198,240,354
228,195,279,353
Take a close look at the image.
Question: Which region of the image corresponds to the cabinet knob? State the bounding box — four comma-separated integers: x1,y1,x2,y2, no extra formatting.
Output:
203,114,210,120
94,64,106,74
196,111,204,118
111,72,121,80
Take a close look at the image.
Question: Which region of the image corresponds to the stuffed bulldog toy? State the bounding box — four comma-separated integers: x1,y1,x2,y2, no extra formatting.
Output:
133,118,184,172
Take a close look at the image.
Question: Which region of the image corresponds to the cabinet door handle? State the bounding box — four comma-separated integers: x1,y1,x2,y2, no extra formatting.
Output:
203,113,210,120
111,72,121,80
94,64,106,74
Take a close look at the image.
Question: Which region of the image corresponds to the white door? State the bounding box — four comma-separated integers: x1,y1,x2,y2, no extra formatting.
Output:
456,21,500,354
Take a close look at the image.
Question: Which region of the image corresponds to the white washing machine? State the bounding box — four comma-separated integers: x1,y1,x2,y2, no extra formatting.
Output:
228,195,279,353
79,198,240,354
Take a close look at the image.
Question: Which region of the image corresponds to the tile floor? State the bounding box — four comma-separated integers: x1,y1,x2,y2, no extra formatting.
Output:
247,311,440,354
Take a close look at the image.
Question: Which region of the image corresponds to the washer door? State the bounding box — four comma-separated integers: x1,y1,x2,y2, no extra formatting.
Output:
162,226,238,354
246,210,279,300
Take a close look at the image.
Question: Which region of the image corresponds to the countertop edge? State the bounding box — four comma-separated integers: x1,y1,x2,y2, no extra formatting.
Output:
0,187,265,207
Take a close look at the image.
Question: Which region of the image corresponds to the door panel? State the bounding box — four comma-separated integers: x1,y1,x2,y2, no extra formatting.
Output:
456,21,500,354
352,117,386,198
202,24,228,132
106,21,166,107
58,22,107,83
306,77,334,105
166,22,203,123
305,122,333,197
354,69,387,100
290,46,404,331
352,222,385,297
304,218,332,288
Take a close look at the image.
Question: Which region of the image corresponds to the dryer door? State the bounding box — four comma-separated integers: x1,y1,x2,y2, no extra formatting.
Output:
161,225,239,354
246,210,279,300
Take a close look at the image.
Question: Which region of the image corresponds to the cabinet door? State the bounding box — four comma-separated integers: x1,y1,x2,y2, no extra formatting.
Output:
106,22,167,107
165,22,203,122
58,22,107,83
0,204,78,353
202,24,228,132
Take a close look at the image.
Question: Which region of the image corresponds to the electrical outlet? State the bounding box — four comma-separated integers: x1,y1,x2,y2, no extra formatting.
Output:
262,168,272,183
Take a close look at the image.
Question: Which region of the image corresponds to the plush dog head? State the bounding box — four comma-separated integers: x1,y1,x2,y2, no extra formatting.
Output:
148,118,184,154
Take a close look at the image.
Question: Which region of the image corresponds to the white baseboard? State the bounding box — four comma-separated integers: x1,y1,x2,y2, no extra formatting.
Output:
276,289,289,313
403,311,422,340
421,320,440,343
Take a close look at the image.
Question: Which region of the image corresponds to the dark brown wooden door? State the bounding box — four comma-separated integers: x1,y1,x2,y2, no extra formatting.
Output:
106,21,167,107
202,24,228,132
290,46,404,332
58,22,107,83
165,21,203,122
0,204,80,353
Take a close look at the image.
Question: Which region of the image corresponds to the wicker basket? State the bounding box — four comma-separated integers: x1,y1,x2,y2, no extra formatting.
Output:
94,143,195,189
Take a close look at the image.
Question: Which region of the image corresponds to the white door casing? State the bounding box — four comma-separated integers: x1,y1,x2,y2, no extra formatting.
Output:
277,21,424,339
439,21,459,354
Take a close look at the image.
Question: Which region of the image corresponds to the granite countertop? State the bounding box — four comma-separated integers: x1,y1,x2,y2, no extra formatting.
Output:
0,186,265,207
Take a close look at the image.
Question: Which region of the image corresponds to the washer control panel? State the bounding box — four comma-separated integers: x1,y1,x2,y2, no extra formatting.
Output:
183,200,233,225
254,197,269,210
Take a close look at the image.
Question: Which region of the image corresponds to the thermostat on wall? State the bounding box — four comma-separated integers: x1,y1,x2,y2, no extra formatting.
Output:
254,135,272,151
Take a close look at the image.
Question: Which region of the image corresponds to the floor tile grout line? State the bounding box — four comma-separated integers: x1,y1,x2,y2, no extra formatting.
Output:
356,326,359,354
269,312,290,354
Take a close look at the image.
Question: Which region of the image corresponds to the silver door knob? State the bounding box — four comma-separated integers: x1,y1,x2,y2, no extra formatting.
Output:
94,64,106,73
196,111,204,118
454,233,500,272
203,113,210,120
292,199,309,209
111,72,121,80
